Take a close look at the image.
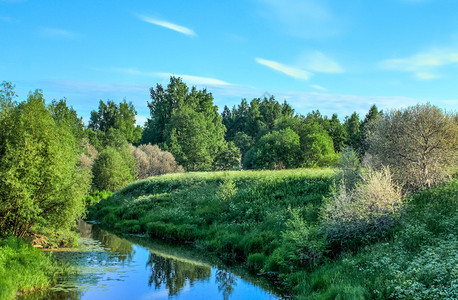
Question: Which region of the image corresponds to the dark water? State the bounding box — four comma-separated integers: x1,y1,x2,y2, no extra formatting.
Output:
19,222,279,300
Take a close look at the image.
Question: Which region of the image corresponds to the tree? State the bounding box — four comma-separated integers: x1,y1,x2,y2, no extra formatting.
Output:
327,114,346,153
49,98,86,141
0,90,89,236
165,107,225,171
357,105,381,157
130,144,183,179
367,103,458,191
92,146,135,191
143,77,229,171
88,99,142,145
244,128,301,169
0,81,17,118
301,124,337,167
344,112,361,151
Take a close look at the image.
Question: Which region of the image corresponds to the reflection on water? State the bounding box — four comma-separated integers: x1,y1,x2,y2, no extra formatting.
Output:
146,252,211,296
216,270,237,300
20,221,278,300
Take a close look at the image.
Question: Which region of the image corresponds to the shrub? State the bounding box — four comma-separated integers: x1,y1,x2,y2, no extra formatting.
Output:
367,103,458,192
130,143,183,179
247,253,266,271
92,146,135,191
322,167,402,249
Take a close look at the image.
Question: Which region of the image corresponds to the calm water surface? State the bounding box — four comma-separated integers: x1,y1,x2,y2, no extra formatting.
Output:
20,222,280,300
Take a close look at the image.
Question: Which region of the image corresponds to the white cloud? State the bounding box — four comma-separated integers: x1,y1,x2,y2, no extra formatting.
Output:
415,72,439,80
298,51,343,73
255,57,313,80
380,48,458,80
310,84,326,91
40,27,78,39
137,15,196,37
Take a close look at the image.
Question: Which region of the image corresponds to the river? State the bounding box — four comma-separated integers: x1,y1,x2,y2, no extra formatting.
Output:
18,221,280,300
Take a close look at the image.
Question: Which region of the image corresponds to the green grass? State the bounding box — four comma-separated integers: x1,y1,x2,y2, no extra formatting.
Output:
88,169,458,299
0,237,66,300
88,168,335,264
297,179,458,299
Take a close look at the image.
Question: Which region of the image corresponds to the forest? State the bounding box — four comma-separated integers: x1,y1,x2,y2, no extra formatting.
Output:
0,77,457,299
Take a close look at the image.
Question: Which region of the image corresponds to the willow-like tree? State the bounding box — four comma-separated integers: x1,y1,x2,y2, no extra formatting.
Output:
0,89,90,236
367,103,458,191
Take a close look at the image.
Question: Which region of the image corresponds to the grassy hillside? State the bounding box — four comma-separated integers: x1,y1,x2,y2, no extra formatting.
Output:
88,169,334,263
88,170,458,298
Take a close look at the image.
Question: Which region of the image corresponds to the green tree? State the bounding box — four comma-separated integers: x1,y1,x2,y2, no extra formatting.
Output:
92,146,135,191
328,113,346,153
357,104,381,156
0,81,18,118
49,98,86,141
143,77,229,171
301,124,337,167
88,99,142,145
0,90,89,236
344,112,361,151
244,128,301,169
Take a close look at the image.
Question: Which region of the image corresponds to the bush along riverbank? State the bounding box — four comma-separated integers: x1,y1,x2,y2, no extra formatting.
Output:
0,237,69,300
88,169,458,298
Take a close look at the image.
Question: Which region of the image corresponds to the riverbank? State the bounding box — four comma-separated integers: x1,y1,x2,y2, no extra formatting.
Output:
89,169,458,299
88,169,335,292
0,237,66,300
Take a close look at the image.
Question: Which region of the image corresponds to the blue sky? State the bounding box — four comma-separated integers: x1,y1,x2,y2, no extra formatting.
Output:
1,0,458,124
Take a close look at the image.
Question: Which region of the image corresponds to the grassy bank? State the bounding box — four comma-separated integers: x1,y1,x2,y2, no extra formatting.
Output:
88,169,334,266
88,169,458,298
0,237,65,300
299,179,458,299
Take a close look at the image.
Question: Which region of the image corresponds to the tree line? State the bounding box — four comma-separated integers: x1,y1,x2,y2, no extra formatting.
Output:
1,77,457,238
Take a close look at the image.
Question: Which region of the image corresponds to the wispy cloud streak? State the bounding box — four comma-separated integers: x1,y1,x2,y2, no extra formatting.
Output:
137,15,196,37
255,58,312,80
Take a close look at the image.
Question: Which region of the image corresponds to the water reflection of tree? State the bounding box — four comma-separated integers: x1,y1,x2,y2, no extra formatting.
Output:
216,270,237,300
146,252,211,296
17,288,82,300
78,221,135,262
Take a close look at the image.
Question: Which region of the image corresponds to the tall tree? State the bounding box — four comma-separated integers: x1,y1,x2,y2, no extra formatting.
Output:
327,113,346,153
49,98,86,141
343,112,361,151
367,103,458,191
88,99,142,145
0,90,90,236
143,77,230,171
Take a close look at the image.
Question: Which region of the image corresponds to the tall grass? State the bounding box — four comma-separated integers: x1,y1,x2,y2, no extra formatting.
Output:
0,237,65,300
88,169,335,266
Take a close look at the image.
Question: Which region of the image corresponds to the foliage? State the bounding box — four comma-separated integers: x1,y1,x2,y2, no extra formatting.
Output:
0,90,89,237
322,167,403,250
84,190,113,206
88,99,142,145
336,147,361,191
91,146,136,192
143,77,230,171
0,237,65,300
302,179,458,299
87,168,334,267
367,103,458,192
48,98,86,141
244,128,301,169
0,81,18,118
278,210,327,271
130,143,183,179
